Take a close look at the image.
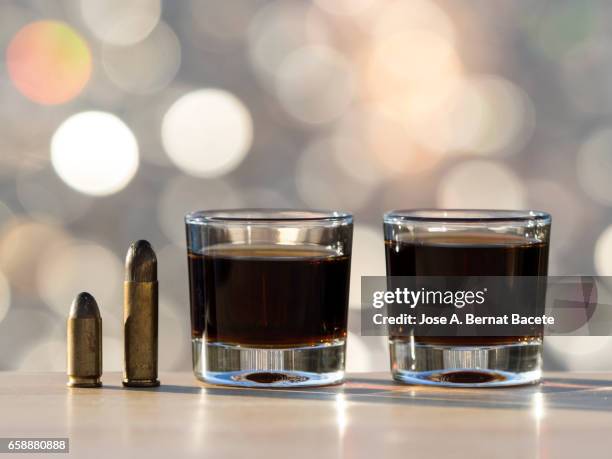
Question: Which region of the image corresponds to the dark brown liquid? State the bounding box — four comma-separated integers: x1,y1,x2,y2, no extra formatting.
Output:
188,245,350,346
385,233,549,345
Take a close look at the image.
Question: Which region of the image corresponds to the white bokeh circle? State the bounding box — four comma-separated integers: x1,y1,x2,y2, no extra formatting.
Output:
51,111,139,196
162,89,253,178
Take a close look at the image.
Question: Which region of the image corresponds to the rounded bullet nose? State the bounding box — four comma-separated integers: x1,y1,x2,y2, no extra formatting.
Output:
69,292,101,318
131,239,153,252
125,239,157,282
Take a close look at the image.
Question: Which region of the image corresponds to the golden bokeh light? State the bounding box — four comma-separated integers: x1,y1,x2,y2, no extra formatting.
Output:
372,0,455,42
335,106,441,178
6,20,91,105
367,29,463,131
365,108,441,176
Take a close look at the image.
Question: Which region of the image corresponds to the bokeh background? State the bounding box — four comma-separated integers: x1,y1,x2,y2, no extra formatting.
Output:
1,0,611,373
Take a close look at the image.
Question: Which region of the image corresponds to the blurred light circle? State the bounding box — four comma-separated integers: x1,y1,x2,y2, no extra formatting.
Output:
0,219,69,292
276,45,354,124
296,137,375,210
6,20,92,105
314,0,375,16
162,89,253,178
51,111,139,196
158,176,243,246
438,160,526,209
372,0,455,42
349,225,385,309
411,76,535,156
36,241,123,318
80,0,161,46
374,30,457,84
338,107,440,177
595,225,612,276
102,21,181,94
367,30,462,129
461,76,535,155
0,271,11,324
577,129,612,206
248,1,329,82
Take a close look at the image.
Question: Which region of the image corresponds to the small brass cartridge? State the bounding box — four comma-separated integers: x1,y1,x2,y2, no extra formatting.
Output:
67,292,102,388
123,240,160,387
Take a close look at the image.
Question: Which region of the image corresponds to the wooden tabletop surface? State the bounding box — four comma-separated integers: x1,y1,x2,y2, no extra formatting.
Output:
0,372,611,458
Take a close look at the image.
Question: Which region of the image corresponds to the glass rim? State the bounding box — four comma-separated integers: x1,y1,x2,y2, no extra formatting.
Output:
384,209,551,224
185,208,353,224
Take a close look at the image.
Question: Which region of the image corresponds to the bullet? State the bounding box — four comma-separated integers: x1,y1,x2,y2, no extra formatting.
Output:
67,292,102,388
123,240,160,387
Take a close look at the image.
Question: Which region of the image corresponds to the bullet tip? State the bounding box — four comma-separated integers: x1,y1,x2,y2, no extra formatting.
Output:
125,240,157,282
69,292,101,318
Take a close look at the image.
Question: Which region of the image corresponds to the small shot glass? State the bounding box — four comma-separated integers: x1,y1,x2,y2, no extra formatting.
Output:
383,209,551,387
186,209,353,388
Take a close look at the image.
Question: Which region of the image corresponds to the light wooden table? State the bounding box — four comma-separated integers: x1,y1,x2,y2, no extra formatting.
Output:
0,372,611,458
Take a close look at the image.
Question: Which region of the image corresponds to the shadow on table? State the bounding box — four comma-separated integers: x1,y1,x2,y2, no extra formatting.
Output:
101,375,612,413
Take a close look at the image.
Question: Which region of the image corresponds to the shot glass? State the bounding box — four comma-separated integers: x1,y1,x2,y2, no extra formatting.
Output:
383,209,551,387
186,209,353,387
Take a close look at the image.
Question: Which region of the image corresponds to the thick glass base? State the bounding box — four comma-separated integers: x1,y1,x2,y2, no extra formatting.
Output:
192,338,345,388
390,339,542,387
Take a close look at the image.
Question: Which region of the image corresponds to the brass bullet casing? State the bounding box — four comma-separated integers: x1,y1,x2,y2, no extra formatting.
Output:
123,240,160,387
67,292,102,388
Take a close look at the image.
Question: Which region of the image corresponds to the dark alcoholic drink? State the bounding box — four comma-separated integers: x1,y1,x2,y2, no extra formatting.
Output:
188,244,350,346
385,232,549,345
